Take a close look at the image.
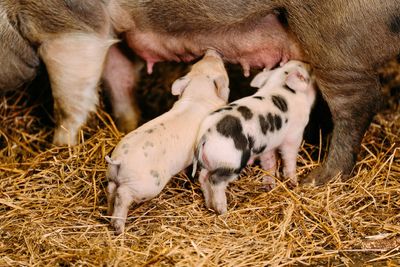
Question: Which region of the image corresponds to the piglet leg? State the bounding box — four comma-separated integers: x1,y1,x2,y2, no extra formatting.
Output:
106,181,118,216
259,150,277,191
209,181,229,215
40,33,115,145
198,169,213,210
111,186,135,234
279,138,302,187
102,44,143,133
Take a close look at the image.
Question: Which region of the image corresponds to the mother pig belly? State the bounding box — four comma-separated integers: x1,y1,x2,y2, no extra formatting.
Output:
125,14,304,75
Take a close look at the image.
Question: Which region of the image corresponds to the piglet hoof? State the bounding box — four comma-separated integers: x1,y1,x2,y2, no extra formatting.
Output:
110,218,125,235
212,201,227,215
301,166,344,186
261,176,276,191
204,199,213,211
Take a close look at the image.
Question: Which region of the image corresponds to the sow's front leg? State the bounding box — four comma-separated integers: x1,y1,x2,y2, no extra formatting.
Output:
39,33,116,145
303,68,382,185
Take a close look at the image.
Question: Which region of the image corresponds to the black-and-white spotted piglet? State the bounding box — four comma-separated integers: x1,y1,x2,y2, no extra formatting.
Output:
192,60,316,214
105,50,230,234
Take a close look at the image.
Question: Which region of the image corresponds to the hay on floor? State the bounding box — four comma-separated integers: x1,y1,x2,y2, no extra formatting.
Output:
0,61,399,266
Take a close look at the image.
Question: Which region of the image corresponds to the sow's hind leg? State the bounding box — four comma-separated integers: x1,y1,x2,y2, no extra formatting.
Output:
39,33,116,145
102,44,143,133
303,69,383,185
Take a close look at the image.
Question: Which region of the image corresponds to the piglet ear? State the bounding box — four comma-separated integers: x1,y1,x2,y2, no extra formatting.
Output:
285,68,310,92
213,75,230,101
171,76,190,96
250,69,272,88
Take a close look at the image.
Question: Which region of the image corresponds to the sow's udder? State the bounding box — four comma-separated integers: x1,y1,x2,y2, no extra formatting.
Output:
125,14,304,76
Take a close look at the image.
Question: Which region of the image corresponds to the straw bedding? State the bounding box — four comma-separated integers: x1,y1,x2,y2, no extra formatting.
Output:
0,59,399,266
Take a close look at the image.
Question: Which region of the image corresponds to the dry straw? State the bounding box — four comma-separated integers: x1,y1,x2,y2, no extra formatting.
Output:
1,62,399,266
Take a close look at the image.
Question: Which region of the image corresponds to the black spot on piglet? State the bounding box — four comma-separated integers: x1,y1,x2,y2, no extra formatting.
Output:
253,145,266,154
209,167,241,184
151,170,159,178
253,96,265,100
150,170,161,186
283,85,296,94
271,95,288,112
237,106,253,120
240,149,251,170
274,114,282,130
216,115,247,151
267,113,275,132
247,135,255,149
259,115,269,134
212,106,233,114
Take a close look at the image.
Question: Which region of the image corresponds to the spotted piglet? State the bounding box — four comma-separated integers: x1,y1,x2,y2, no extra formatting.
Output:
105,50,229,234
192,60,316,214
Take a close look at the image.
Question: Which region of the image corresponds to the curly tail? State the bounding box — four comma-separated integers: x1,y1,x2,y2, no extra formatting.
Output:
192,136,207,178
105,155,121,180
